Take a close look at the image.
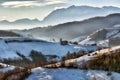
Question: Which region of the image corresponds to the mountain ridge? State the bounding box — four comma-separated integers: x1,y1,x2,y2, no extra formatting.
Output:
1,6,120,29
41,6,120,26
23,13,120,41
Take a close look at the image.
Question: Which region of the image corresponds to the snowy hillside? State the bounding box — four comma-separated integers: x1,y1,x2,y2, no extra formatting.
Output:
0,45,120,80
44,45,120,68
26,67,120,80
79,27,120,46
1,63,120,80
0,37,99,59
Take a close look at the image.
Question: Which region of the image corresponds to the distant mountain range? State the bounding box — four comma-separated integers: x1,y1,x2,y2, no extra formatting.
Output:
22,13,120,41
0,19,41,29
1,6,120,29
41,6,120,26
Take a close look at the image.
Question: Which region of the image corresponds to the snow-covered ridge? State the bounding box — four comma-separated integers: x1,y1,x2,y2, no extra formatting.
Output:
88,28,120,39
79,27,120,46
66,45,120,66
45,45,120,68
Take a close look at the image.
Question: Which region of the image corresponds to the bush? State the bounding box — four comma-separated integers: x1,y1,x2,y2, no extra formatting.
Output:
60,38,68,45
0,67,31,80
0,51,48,68
86,49,120,72
30,50,47,67
62,51,86,61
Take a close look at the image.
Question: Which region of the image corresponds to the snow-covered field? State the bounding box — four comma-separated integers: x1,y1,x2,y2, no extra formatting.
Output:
26,67,120,80
1,63,120,80
0,37,99,59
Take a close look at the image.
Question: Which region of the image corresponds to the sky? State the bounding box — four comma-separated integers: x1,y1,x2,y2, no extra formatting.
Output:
0,0,120,21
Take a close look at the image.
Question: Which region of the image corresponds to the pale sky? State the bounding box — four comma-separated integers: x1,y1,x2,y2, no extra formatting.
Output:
0,0,120,21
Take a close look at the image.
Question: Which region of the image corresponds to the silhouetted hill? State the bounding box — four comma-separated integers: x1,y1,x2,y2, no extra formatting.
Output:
0,30,21,37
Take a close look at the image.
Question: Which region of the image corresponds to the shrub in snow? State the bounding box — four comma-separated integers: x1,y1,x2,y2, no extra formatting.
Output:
30,50,47,67
60,38,68,45
86,49,120,72
107,72,112,76
0,67,31,80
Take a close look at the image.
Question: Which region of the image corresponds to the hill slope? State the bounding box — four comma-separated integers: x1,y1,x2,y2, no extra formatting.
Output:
0,37,99,60
24,13,120,41
79,27,120,46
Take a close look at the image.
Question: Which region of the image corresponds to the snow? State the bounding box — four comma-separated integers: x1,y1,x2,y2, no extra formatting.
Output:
61,45,120,66
26,67,120,80
0,40,20,58
113,24,120,28
97,40,109,47
87,70,120,80
7,41,81,58
106,30,119,38
0,66,15,73
0,62,120,80
71,36,86,42
113,32,120,38
0,63,8,67
0,37,119,80
31,45,120,80
0,63,15,73
88,28,103,37
78,28,120,47
106,29,119,38
0,37,98,59
79,37,92,45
